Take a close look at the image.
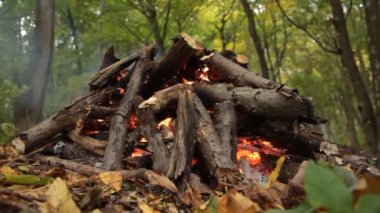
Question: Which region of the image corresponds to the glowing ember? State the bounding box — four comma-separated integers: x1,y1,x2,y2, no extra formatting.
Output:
237,150,261,166
157,117,174,129
128,114,139,129
181,77,195,85
131,148,146,157
96,119,106,123
192,158,199,166
140,137,148,143
82,130,100,135
116,87,125,95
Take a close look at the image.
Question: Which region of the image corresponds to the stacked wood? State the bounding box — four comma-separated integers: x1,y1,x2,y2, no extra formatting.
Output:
10,32,377,196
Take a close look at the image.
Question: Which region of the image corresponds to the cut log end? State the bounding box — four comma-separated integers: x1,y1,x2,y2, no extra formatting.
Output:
12,137,25,153
177,32,204,52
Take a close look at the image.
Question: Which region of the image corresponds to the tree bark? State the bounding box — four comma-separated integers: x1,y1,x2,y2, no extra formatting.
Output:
362,0,380,153
239,0,270,79
14,0,55,130
329,0,378,150
66,7,82,74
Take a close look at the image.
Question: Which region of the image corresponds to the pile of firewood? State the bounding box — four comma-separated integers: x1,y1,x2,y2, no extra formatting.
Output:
7,33,379,211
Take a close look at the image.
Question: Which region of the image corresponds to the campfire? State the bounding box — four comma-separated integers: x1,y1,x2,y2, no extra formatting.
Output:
8,33,378,211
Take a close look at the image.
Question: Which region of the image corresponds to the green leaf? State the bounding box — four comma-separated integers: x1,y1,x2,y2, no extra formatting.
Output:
1,174,54,186
1,122,18,137
304,162,353,212
354,195,380,213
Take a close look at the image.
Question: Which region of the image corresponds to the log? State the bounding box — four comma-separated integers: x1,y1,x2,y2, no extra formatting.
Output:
67,128,106,156
143,33,204,97
203,52,279,90
90,52,139,90
214,100,237,164
139,83,192,112
134,96,170,174
167,90,196,191
193,94,236,175
140,83,318,124
99,46,120,71
103,43,157,170
12,87,113,153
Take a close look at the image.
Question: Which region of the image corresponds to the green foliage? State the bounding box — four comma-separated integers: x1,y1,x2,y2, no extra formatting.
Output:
267,161,380,213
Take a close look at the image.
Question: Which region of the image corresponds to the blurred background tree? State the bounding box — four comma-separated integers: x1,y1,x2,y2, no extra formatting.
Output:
0,0,378,153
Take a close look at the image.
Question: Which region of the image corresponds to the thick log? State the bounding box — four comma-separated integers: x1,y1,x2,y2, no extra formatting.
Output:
140,83,319,124
67,128,106,156
12,87,112,153
203,52,279,90
103,44,157,171
143,33,204,97
139,83,192,112
167,90,196,185
90,52,139,90
214,100,237,164
193,94,236,175
134,96,170,174
99,46,120,71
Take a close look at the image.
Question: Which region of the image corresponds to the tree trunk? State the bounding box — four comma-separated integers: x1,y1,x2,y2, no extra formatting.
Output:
362,0,380,153
329,0,378,150
239,0,270,79
13,0,55,131
66,8,82,74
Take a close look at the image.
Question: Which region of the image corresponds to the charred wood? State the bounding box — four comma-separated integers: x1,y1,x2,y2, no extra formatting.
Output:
134,96,170,174
12,87,113,153
67,128,106,156
193,94,236,175
99,46,120,71
167,90,196,191
214,100,237,164
143,33,204,97
103,43,157,171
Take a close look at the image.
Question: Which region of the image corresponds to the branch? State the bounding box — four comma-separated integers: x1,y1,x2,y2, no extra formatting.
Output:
275,0,340,54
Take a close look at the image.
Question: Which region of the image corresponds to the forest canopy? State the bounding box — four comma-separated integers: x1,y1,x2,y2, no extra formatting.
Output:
0,0,379,154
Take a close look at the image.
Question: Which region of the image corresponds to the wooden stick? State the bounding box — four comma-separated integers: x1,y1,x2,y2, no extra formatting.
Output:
103,43,157,170
99,46,120,71
90,52,139,90
143,33,204,97
12,87,112,153
67,128,106,156
214,100,238,164
35,155,178,193
193,94,236,175
134,96,170,174
167,90,196,191
86,105,117,118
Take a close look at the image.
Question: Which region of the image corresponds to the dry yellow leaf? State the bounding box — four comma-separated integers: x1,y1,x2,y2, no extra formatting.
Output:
98,171,122,192
218,191,257,213
0,165,18,176
138,201,160,213
266,156,286,188
39,177,81,213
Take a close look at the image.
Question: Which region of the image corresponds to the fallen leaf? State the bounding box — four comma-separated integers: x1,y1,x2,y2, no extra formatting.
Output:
143,170,178,193
267,156,286,188
138,201,160,213
39,177,81,213
99,171,122,192
218,190,258,213
0,165,18,176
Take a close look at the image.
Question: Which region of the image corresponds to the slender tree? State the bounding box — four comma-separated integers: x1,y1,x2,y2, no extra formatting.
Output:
329,0,378,150
13,0,55,130
239,0,270,79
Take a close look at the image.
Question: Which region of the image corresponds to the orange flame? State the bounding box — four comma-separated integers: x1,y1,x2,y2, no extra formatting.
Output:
157,117,174,129
181,77,195,85
237,150,261,166
128,114,139,129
